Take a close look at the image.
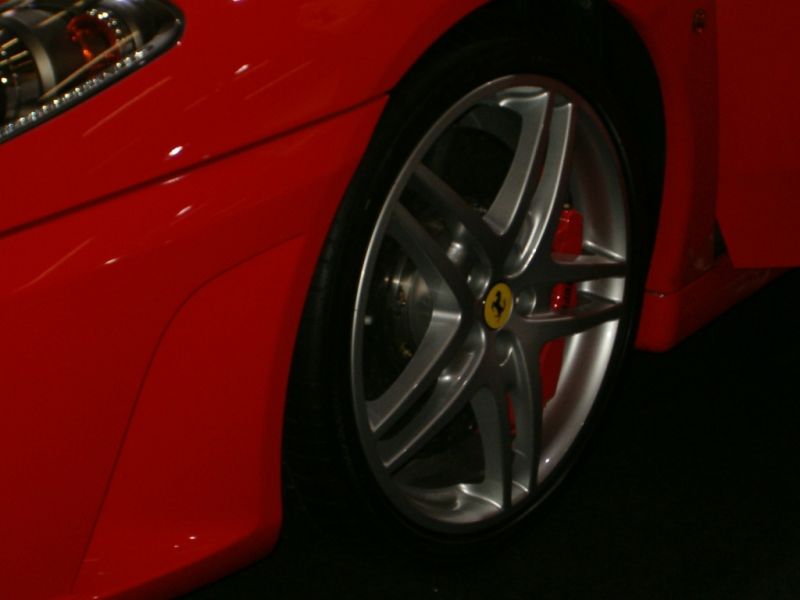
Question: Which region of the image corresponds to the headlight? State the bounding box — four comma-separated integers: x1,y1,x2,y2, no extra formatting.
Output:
0,0,182,142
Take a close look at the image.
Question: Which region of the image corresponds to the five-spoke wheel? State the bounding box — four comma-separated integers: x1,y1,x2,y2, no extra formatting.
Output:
286,25,645,549
351,75,630,532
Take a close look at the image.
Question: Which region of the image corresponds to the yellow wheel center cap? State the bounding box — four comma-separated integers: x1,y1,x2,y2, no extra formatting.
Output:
484,282,513,330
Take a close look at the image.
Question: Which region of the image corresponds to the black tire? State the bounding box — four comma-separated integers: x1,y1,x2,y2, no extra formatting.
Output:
285,12,648,554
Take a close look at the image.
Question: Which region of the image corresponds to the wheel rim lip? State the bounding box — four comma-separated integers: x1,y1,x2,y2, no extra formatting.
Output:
349,74,631,534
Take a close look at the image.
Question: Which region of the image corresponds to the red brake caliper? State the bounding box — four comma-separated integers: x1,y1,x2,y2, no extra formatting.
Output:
540,206,583,406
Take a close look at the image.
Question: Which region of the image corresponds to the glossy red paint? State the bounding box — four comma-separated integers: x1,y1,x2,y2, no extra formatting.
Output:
73,238,306,600
0,98,384,600
610,0,720,294
611,0,780,349
0,0,486,596
0,0,485,237
716,0,800,267
2,0,799,598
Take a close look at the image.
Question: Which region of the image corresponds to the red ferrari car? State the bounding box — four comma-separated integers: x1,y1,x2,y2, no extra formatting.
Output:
1,0,794,598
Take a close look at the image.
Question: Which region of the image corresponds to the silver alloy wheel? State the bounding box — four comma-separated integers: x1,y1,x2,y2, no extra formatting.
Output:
350,75,629,533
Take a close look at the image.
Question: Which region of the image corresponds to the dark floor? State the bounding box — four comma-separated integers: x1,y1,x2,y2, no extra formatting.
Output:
184,270,800,599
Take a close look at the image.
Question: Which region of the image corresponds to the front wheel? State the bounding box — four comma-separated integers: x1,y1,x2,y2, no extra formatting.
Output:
286,33,645,551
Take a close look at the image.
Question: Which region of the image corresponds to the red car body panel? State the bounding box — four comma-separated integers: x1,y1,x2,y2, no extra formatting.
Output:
612,0,720,293
716,0,800,267
0,0,484,236
0,0,795,598
0,98,384,600
612,0,785,350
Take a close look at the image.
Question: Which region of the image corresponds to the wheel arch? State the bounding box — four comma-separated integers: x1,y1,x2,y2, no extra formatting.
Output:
387,0,666,239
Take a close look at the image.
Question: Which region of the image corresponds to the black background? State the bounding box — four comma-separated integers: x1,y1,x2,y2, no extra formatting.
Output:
184,270,800,599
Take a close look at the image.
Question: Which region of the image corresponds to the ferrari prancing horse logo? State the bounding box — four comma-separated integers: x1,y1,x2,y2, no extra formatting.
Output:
484,282,513,330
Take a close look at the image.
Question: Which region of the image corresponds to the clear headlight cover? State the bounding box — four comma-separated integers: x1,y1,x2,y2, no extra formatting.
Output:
0,0,182,142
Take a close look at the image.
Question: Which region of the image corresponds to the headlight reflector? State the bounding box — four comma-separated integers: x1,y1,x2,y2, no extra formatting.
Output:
0,0,182,142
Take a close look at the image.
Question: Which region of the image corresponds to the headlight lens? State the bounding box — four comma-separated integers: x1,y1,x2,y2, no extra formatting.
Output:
0,0,182,142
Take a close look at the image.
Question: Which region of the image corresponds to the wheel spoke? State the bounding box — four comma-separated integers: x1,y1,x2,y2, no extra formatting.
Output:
367,316,469,435
485,90,553,241
509,102,577,275
542,253,628,283
388,203,475,314
508,336,542,493
509,291,623,345
378,342,484,473
470,384,513,509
